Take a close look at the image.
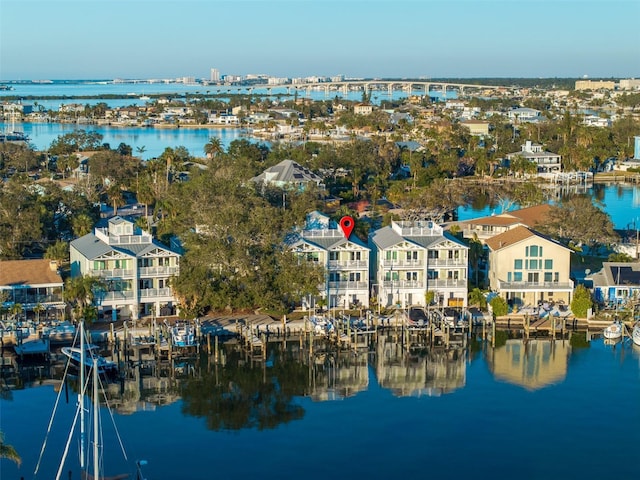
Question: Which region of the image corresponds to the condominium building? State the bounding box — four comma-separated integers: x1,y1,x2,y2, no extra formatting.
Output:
369,221,468,309
70,217,181,320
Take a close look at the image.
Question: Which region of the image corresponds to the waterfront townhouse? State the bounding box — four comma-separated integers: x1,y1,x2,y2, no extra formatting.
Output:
70,216,181,320
288,212,370,309
369,221,468,309
0,259,65,320
506,141,562,178
589,262,640,308
485,226,573,308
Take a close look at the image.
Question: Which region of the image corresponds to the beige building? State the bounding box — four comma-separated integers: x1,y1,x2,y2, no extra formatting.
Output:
460,120,490,136
574,80,616,91
485,226,573,307
460,204,551,243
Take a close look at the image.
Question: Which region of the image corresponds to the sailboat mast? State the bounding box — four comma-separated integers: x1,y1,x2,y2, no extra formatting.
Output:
93,357,100,480
80,320,85,470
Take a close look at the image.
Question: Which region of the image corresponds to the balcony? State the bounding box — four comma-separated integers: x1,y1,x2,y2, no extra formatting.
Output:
138,266,179,277
428,258,467,267
139,288,173,298
101,291,135,302
327,281,368,291
90,268,135,279
499,281,574,291
380,258,423,268
328,260,368,269
427,279,467,289
382,280,425,289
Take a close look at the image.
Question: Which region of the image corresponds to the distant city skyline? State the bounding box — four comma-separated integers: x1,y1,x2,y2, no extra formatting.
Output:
1,0,638,81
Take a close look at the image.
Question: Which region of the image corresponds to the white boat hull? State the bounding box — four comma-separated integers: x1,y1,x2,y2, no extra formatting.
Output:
603,322,622,340
633,325,640,347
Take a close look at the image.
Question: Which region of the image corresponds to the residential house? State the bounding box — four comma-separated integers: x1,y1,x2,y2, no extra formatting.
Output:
506,107,542,122
485,226,573,308
354,103,373,115
289,212,370,309
70,216,181,320
506,141,562,178
0,259,65,319
369,221,468,309
589,262,640,307
460,120,490,136
250,159,325,191
460,204,551,242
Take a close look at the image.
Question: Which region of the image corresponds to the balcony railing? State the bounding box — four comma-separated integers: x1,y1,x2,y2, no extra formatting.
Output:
428,258,467,267
382,280,425,289
499,281,574,291
139,288,173,298
101,291,135,301
328,260,368,269
427,279,467,289
138,266,179,277
327,281,368,291
90,268,135,279
380,258,423,268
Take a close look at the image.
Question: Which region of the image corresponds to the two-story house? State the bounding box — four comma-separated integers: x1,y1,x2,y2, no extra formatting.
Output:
506,141,562,178
485,226,573,307
369,221,468,309
0,259,65,320
460,204,551,243
70,217,181,320
289,212,370,309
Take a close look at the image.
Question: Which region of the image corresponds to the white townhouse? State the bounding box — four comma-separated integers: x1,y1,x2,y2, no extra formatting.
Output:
506,107,542,122
70,217,181,320
289,212,370,309
369,221,468,309
506,141,562,178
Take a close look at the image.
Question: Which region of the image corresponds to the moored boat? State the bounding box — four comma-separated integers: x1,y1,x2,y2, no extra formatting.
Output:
14,338,50,356
61,344,117,375
632,322,640,347
603,321,623,340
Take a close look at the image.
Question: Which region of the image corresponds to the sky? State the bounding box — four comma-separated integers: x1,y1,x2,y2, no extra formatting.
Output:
1,0,638,80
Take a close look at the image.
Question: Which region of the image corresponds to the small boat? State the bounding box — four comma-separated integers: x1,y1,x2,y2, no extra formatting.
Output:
603,321,623,340
61,344,117,375
632,322,640,347
14,338,50,356
169,320,199,347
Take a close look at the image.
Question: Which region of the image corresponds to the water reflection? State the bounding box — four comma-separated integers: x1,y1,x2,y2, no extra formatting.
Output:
485,338,571,391
2,332,586,431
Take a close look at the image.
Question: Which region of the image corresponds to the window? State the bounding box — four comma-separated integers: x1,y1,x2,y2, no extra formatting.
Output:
554,272,559,282
508,272,512,282
529,259,538,270
93,261,105,270
544,272,552,282
529,245,538,257
329,251,339,261
514,259,523,269
406,251,418,261
306,252,319,262
427,270,439,280
428,250,439,259
384,271,399,281
514,272,523,282
544,259,553,270
350,251,361,261
349,272,361,282
527,272,539,283
406,271,417,281
385,251,398,261
329,272,340,282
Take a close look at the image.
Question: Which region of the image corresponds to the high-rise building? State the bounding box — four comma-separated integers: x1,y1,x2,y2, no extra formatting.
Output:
210,68,220,82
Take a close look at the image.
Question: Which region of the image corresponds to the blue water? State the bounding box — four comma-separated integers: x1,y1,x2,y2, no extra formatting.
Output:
0,337,638,479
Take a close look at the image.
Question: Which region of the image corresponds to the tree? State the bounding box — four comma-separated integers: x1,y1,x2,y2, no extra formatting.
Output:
0,432,20,467
538,196,618,247
63,275,104,323
204,137,224,160
571,284,593,318
468,234,484,287
489,296,508,317
468,288,487,309
45,240,69,265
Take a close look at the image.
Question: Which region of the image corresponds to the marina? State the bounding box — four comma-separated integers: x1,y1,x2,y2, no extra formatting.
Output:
0,317,638,479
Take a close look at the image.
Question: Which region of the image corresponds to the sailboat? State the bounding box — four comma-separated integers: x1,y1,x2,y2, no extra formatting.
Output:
35,320,145,479
632,322,640,347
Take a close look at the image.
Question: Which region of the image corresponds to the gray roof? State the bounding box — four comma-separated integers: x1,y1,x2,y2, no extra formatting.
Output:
371,227,468,251
370,226,404,250
71,233,177,260
591,262,640,288
251,159,322,185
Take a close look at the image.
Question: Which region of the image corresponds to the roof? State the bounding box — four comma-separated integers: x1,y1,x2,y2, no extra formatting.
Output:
0,259,63,287
464,204,551,229
592,262,640,287
485,225,569,252
485,226,538,251
71,233,114,259
250,159,322,185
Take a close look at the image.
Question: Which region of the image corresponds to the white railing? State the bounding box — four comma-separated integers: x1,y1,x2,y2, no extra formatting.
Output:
382,281,425,289
381,258,423,268
138,266,179,277
428,258,467,267
427,279,467,288
499,281,574,291
328,281,368,291
90,268,135,279
328,260,368,269
139,288,173,298
101,291,135,301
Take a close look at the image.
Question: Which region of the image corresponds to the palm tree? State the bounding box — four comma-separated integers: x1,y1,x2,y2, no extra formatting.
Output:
136,145,147,158
0,432,21,467
34,303,45,324
204,137,223,160
63,275,104,324
9,303,23,321
106,183,125,216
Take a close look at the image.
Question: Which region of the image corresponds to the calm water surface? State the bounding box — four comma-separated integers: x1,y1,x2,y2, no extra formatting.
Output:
1,335,638,480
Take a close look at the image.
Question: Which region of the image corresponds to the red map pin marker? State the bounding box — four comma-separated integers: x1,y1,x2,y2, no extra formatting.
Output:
339,216,355,239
